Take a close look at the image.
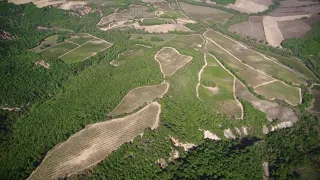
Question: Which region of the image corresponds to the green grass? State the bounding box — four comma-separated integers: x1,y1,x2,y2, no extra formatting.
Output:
40,42,78,57
131,34,176,45
160,11,184,19
111,45,149,66
61,40,111,63
199,55,242,118
141,18,172,26
255,81,300,105
167,34,204,49
31,35,59,53
212,0,236,5
67,34,94,45
258,50,318,80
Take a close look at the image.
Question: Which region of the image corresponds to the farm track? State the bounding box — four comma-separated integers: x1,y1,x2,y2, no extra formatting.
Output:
196,53,208,99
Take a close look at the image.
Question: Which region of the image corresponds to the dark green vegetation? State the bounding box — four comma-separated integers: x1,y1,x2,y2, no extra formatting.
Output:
211,0,236,5
1,0,320,180
140,18,172,26
309,85,320,113
282,22,320,79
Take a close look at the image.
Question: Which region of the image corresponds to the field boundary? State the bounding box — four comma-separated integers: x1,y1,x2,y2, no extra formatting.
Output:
196,53,208,99
58,39,96,58
212,30,310,81
154,46,193,77
108,81,169,116
253,79,278,89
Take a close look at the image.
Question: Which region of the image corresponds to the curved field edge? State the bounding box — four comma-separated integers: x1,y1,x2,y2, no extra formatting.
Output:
154,47,193,77
28,102,161,180
108,82,169,117
197,53,243,119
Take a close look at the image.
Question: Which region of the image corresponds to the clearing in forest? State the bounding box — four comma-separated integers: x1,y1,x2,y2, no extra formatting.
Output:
198,54,243,119
35,33,112,63
155,47,193,76
131,34,176,45
60,39,112,63
108,82,169,117
167,34,205,49
254,81,301,105
204,30,308,85
28,102,161,180
179,2,232,24
110,44,151,66
30,35,59,53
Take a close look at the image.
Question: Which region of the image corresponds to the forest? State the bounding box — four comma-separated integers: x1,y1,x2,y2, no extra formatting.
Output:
0,0,319,179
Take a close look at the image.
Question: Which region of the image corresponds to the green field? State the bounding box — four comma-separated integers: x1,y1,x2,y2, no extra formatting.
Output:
66,34,94,45
254,81,301,105
309,85,320,113
61,39,111,63
40,42,78,57
31,35,59,53
167,34,204,49
131,34,176,45
110,44,149,66
199,55,242,118
258,50,318,80
160,10,185,19
141,18,173,26
205,30,308,85
237,69,274,87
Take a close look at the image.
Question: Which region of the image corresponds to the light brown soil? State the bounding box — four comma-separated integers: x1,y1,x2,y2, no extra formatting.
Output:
0,30,16,40
59,1,87,10
108,82,169,117
155,47,193,76
35,60,50,69
228,16,266,41
223,129,236,139
169,137,196,151
28,102,161,180
226,0,272,13
203,130,220,140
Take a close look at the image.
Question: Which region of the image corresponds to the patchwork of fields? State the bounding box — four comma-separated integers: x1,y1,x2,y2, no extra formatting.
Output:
32,33,112,63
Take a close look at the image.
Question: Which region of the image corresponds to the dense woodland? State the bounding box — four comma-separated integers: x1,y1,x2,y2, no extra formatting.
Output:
0,0,319,179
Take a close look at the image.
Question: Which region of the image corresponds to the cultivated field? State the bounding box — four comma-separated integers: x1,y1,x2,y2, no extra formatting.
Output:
198,54,243,119
229,16,266,41
309,84,320,113
30,35,59,53
155,47,193,76
40,42,78,57
179,2,232,24
108,82,169,117
36,34,112,63
254,81,301,105
225,0,272,13
141,18,174,25
167,34,205,49
131,34,176,45
235,79,298,123
110,44,151,66
204,30,308,85
60,39,112,63
28,102,161,180
133,23,192,33
237,69,274,87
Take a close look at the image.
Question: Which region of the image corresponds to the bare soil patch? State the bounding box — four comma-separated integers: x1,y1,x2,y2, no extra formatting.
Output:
170,137,196,151
203,130,220,140
229,16,266,41
108,82,169,117
35,60,50,69
155,47,193,76
234,79,298,123
226,0,272,13
0,30,16,40
28,102,161,180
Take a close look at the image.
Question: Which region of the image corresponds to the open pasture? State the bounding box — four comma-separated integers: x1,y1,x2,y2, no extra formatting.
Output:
131,34,176,45
254,81,301,105
40,42,78,57
179,2,232,24
198,55,243,119
66,33,94,45
28,102,161,180
31,35,59,53
204,30,307,85
155,47,193,76
60,39,112,63
108,82,169,117
110,44,150,66
309,85,320,113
